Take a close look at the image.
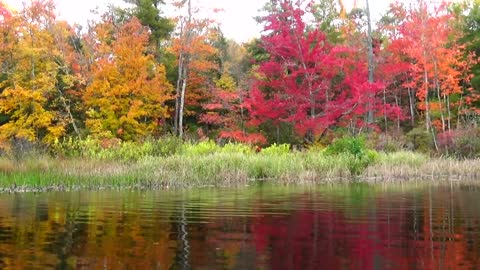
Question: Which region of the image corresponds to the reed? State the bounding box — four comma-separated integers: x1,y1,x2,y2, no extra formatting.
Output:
1,150,479,193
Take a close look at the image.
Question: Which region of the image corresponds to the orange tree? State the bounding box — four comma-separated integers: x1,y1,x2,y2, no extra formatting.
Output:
83,18,173,141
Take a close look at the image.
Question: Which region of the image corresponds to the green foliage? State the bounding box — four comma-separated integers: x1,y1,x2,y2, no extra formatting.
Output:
148,136,183,157
454,132,480,159
406,128,433,153
181,140,221,156
122,0,174,46
325,136,379,176
5,145,480,191
325,136,367,157
260,143,291,156
378,151,427,167
310,0,344,43
458,0,480,91
54,136,183,161
220,143,254,155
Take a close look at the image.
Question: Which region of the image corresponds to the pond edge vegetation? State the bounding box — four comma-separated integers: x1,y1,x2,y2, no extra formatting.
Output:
1,136,480,193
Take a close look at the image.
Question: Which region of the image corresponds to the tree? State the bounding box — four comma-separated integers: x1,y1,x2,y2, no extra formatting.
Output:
198,73,266,144
83,18,173,141
391,0,478,136
246,0,384,143
124,0,173,45
454,0,480,126
171,0,219,138
377,3,413,130
310,0,344,43
0,0,66,146
457,0,480,91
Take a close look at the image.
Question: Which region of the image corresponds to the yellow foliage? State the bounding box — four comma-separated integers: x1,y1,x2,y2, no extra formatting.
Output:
0,2,67,145
215,73,237,91
84,18,173,141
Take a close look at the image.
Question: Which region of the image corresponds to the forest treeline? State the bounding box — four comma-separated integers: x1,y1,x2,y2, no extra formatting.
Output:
0,0,479,155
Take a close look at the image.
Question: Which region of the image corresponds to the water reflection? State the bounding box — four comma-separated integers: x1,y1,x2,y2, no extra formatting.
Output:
0,184,478,269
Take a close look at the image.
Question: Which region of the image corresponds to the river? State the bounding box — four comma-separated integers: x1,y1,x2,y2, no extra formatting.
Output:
0,183,479,269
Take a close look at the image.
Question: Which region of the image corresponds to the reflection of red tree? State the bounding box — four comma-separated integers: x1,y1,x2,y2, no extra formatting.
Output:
250,196,480,270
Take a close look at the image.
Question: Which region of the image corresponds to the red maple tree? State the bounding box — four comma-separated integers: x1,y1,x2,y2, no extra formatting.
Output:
245,0,391,141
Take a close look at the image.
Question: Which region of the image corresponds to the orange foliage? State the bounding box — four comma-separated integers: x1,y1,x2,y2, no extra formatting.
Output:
84,18,173,141
0,0,67,145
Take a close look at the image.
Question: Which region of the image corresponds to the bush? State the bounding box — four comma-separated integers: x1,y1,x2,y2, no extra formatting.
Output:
437,128,480,158
55,136,184,161
148,136,183,157
325,136,378,176
181,140,221,156
220,143,254,155
374,134,406,153
7,138,47,160
260,143,291,156
406,128,433,153
325,136,367,157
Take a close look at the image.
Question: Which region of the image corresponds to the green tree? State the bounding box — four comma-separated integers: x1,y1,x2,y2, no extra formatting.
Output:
457,0,480,91
123,0,174,52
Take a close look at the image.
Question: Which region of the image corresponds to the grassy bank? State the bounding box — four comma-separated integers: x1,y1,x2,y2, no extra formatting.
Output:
1,149,479,193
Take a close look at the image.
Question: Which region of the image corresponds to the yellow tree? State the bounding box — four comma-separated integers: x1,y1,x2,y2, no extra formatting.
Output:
0,0,66,146
84,18,173,141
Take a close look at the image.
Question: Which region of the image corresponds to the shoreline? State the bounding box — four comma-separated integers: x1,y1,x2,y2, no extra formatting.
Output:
1,151,479,193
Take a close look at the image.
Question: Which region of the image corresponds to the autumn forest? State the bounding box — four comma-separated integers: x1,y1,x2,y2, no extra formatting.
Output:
0,0,480,155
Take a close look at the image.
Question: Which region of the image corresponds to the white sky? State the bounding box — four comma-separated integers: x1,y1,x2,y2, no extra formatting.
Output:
3,0,392,42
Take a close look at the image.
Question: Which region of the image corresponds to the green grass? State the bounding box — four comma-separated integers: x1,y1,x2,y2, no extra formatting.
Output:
1,149,479,193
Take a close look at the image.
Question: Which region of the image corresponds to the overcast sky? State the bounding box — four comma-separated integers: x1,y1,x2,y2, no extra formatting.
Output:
3,0,393,42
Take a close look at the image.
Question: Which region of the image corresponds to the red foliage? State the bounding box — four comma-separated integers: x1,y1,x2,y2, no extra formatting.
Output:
0,2,12,20
245,0,390,137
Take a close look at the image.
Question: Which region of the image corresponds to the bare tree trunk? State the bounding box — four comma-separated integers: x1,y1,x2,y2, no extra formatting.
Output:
175,0,192,139
446,94,451,131
174,54,183,135
424,69,431,131
59,92,82,139
383,87,388,134
434,61,445,132
55,34,82,139
408,85,415,127
457,94,464,129
366,0,375,126
394,93,400,133
423,69,439,151
179,67,188,139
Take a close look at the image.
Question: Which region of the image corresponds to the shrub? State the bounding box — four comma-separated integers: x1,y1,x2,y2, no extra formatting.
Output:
437,128,480,158
325,136,367,157
220,143,254,155
325,136,378,176
374,134,406,153
406,128,433,153
6,138,47,160
55,136,184,161
147,136,183,157
181,140,221,156
260,143,291,156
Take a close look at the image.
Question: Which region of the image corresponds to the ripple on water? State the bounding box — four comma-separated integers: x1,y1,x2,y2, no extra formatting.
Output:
0,184,478,269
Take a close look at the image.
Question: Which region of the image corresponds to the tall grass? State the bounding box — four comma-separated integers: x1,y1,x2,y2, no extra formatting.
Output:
1,148,479,193
1,137,479,192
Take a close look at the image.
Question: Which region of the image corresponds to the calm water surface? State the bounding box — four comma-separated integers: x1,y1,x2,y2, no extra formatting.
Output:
0,183,479,269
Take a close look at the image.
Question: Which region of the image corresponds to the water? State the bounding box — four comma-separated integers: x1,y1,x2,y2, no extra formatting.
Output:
0,183,479,269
